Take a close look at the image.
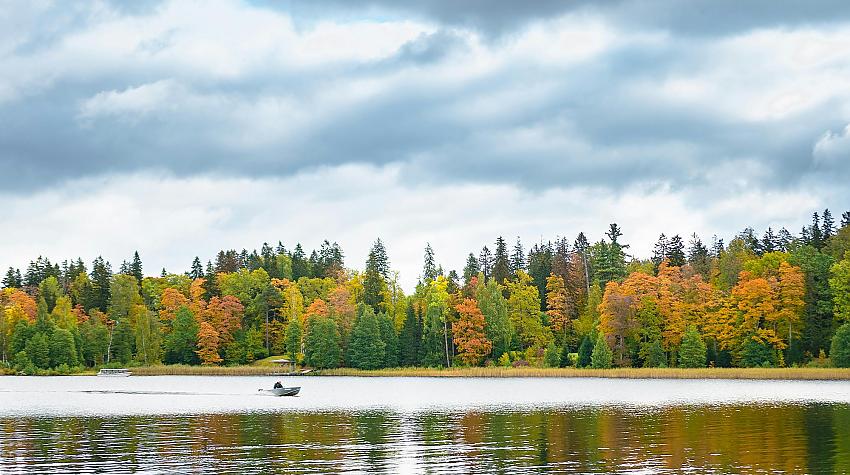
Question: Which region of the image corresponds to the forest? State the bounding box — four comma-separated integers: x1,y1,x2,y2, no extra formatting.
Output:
2,209,850,374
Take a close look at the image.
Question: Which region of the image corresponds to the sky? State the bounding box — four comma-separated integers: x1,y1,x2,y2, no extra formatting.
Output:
2,0,849,290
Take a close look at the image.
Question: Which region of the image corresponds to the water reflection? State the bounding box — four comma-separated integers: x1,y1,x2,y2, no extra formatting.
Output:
3,404,850,473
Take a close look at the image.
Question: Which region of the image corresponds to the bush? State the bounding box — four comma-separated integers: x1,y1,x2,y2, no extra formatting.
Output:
497,353,511,367
831,323,850,368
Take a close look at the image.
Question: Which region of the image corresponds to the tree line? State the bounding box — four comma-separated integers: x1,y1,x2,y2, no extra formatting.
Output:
2,210,850,374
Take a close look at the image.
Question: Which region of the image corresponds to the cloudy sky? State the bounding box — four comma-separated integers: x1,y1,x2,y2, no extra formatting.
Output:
2,0,849,289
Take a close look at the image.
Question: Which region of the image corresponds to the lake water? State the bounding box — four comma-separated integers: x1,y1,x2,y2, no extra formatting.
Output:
2,376,850,473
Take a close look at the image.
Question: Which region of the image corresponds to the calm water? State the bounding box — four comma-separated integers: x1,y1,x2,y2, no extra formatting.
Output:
2,376,850,473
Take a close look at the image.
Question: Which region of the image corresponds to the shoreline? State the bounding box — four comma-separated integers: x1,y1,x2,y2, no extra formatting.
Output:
9,365,850,380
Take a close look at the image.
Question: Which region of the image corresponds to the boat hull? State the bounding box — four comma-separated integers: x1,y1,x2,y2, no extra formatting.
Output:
260,387,300,397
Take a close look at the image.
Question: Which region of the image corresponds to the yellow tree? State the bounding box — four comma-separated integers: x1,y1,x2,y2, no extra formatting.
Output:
545,274,571,345
598,281,638,365
159,288,189,324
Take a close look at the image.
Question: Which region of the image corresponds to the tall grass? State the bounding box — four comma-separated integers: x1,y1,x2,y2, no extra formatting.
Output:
317,366,850,380
131,365,291,376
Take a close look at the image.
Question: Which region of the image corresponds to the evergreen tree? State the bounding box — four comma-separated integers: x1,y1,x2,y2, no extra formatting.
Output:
291,244,310,281
559,341,572,367
348,306,385,369
130,251,143,282
89,256,112,312
2,267,21,288
830,323,850,368
478,246,493,281
740,339,776,368
761,227,777,253
810,212,824,249
462,253,480,287
841,211,850,228
823,209,835,240
543,341,560,367
363,239,390,313
510,237,526,276
527,242,553,311
643,340,667,368
678,326,706,368
687,233,710,280
422,243,437,282
666,234,686,267
577,335,593,368
378,313,399,367
399,301,421,366
164,306,199,365
651,233,668,273
590,333,613,369
189,257,204,280
492,237,511,284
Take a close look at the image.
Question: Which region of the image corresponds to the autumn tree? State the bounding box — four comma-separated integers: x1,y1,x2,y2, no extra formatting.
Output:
506,271,549,350
196,321,223,365
453,298,492,366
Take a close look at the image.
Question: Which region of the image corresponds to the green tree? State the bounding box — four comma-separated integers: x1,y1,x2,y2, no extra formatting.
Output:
577,335,593,368
242,326,267,362
590,333,613,369
678,326,707,368
164,306,199,365
476,277,511,359
49,328,79,368
378,312,399,367
739,339,776,368
543,341,560,368
492,237,511,284
642,340,667,368
303,316,341,369
348,306,385,369
38,276,63,313
506,271,549,350
830,253,850,323
830,323,850,368
363,239,389,313
399,301,421,366
285,318,302,360
25,332,50,369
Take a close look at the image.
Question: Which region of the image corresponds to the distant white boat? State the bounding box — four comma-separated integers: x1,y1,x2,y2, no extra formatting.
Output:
97,368,131,377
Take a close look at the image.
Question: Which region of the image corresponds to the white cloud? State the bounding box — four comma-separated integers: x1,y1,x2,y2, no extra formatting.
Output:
0,166,826,291
814,124,850,165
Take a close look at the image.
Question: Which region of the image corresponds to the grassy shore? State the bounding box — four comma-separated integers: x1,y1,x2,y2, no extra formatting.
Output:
316,366,850,380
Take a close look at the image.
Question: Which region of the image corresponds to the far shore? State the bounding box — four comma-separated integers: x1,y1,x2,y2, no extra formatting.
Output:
13,365,850,380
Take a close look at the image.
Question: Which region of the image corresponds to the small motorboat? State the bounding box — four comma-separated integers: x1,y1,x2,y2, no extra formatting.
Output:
259,386,300,397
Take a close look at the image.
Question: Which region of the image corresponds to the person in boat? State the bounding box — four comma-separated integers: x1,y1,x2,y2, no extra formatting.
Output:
273,381,283,389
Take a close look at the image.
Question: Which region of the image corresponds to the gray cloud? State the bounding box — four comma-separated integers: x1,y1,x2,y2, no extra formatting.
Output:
1,0,850,202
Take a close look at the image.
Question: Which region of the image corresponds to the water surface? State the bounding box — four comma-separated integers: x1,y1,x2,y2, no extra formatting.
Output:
2,376,849,473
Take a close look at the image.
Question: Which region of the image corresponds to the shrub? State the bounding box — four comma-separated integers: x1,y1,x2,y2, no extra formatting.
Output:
831,323,850,368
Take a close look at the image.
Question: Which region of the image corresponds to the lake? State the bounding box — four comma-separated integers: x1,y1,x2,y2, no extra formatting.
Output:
2,376,850,473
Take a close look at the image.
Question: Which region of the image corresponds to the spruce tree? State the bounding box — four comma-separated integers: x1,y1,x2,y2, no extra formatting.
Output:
478,246,493,281
130,251,143,282
291,244,310,281
462,253,480,287
189,257,204,280
510,237,526,277
399,301,420,366
577,335,593,368
378,313,399,368
830,323,850,368
363,239,389,313
348,306,385,369
492,237,511,284
666,234,686,267
823,209,835,240
651,233,668,273
422,243,437,282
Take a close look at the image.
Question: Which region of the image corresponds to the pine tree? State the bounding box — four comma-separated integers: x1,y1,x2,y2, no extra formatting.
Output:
348,306,385,369
830,323,850,368
189,257,204,280
823,209,836,240
364,239,390,313
478,246,493,281
590,333,613,369
678,326,706,368
666,235,686,267
130,251,143,282
510,237,526,277
492,237,511,284
651,233,668,273
399,301,420,366
462,253,480,287
422,243,437,282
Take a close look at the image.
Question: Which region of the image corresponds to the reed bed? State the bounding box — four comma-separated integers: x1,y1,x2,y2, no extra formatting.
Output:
131,365,286,376
317,366,850,380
